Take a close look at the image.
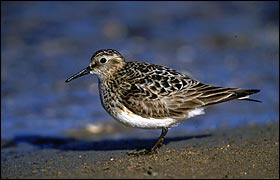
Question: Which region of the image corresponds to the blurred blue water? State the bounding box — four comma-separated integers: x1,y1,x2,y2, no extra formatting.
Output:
1,2,279,139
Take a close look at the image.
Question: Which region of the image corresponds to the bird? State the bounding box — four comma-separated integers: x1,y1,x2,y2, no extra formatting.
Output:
65,49,260,155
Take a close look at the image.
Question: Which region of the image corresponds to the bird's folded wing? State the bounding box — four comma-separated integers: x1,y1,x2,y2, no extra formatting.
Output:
119,81,247,119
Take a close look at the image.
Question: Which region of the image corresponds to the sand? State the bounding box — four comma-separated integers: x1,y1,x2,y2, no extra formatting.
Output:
1,122,279,179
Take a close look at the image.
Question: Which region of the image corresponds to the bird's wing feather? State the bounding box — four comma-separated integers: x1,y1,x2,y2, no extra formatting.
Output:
120,79,239,119
118,62,259,119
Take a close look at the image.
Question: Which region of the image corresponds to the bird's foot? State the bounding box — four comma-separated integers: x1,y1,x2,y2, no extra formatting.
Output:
127,148,157,156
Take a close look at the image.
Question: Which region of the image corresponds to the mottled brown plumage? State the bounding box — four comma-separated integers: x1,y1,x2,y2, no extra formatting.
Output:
66,49,260,154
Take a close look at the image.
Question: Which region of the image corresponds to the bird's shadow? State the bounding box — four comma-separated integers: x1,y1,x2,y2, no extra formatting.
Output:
8,133,211,151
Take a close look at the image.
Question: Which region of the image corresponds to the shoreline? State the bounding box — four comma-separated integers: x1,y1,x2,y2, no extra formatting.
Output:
1,121,279,179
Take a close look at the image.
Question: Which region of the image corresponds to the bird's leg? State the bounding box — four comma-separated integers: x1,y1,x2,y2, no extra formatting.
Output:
149,127,169,153
127,127,169,156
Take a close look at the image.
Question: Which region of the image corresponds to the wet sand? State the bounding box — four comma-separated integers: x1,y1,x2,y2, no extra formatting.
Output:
1,122,279,179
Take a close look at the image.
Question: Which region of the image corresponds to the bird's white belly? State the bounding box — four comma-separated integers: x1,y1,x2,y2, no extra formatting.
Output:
114,107,205,129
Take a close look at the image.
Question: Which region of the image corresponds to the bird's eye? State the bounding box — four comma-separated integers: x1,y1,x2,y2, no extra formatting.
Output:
100,58,107,63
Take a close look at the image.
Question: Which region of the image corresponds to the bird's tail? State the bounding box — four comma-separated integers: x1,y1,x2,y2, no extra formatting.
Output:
194,84,261,106
234,89,261,102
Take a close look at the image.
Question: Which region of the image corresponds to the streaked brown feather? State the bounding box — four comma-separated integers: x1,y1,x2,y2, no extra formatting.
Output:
116,62,260,120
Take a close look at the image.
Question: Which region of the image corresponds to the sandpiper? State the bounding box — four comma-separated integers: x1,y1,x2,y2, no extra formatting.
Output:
65,49,260,154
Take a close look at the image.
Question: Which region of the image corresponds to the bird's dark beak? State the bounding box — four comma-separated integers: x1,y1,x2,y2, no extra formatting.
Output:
65,66,91,83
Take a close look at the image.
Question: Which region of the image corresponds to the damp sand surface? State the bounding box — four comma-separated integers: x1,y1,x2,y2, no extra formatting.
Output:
1,122,279,179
